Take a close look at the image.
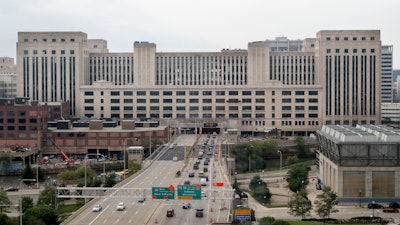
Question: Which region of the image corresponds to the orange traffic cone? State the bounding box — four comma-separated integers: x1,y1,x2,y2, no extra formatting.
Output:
209,218,213,223
154,218,158,224
210,207,213,212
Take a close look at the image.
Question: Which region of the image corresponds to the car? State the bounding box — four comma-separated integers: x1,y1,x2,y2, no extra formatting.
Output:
92,205,102,212
389,202,400,208
138,197,146,203
166,208,174,217
201,191,207,197
5,187,18,192
195,208,204,217
188,172,195,177
182,202,191,209
116,202,125,211
383,207,399,213
368,203,384,209
184,180,191,185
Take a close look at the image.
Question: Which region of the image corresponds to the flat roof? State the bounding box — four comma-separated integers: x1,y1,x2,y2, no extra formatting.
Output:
319,124,400,143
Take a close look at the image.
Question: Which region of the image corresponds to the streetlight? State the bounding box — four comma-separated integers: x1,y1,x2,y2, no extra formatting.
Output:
84,156,88,187
277,150,282,178
36,155,39,189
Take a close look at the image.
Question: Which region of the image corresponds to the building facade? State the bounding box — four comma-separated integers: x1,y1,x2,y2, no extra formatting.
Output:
0,57,17,98
381,45,393,103
16,30,384,136
317,124,400,202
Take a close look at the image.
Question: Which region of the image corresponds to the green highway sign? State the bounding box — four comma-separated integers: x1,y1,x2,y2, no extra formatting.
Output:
177,185,202,200
152,186,175,200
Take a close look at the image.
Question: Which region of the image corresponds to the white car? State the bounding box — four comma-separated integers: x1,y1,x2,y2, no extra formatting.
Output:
92,205,102,212
116,202,125,211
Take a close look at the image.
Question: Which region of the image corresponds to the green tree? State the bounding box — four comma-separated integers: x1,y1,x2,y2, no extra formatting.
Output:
22,163,35,185
0,214,7,225
249,175,265,191
294,137,307,158
74,165,96,186
57,169,75,181
37,185,56,207
103,173,117,187
288,190,312,219
0,190,12,213
23,205,59,225
21,196,34,213
285,163,310,192
285,155,299,165
314,186,338,220
128,161,141,175
0,152,12,171
249,175,271,203
24,216,46,225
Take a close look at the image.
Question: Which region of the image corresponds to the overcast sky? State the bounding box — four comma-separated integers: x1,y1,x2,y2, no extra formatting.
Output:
1,0,399,68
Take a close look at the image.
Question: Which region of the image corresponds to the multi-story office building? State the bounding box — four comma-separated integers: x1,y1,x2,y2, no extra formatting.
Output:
16,30,383,136
381,45,393,103
0,57,17,98
394,69,400,102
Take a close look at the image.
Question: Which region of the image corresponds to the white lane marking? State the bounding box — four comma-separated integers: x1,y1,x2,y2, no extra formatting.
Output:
88,205,110,225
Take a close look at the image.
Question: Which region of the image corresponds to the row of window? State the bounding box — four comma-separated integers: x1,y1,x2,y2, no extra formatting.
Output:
23,38,76,43
0,125,38,131
85,97,318,104
326,48,375,54
84,90,320,96
281,121,319,126
0,118,39,123
85,105,318,111
23,50,75,55
326,36,375,41
0,133,37,139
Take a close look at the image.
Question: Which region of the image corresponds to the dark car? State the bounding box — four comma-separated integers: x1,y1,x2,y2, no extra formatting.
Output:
389,202,400,208
188,172,195,177
368,203,384,209
195,208,204,217
5,187,18,192
166,208,174,217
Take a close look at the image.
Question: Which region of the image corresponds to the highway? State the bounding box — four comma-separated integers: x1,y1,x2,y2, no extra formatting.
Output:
65,134,233,225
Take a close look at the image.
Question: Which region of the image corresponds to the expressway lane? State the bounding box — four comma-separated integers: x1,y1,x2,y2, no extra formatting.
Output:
66,134,233,225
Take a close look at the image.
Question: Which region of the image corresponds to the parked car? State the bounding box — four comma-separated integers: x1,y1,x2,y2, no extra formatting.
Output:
116,202,125,211
166,208,174,217
5,187,18,192
182,202,191,209
368,203,384,209
383,207,399,213
389,202,400,208
92,205,102,212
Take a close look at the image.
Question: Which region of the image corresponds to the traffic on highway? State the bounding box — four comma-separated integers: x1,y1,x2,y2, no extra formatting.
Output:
65,134,233,225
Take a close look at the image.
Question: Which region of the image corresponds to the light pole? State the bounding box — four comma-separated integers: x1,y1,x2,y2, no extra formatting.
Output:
149,131,152,161
277,150,282,178
36,155,39,189
84,155,88,187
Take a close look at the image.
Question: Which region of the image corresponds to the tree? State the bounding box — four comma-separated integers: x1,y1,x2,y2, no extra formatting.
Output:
0,190,12,213
314,186,338,220
37,185,56,207
294,136,307,158
249,175,271,203
21,196,34,213
103,173,117,187
0,152,12,171
23,205,59,225
128,161,141,176
22,163,35,185
288,190,312,219
285,163,310,192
